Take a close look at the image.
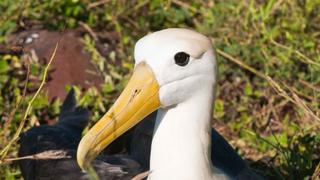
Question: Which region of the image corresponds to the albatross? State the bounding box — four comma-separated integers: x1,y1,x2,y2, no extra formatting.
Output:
19,28,261,180
76,28,258,180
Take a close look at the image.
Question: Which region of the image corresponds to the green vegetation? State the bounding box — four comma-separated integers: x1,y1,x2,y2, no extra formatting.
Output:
1,0,320,179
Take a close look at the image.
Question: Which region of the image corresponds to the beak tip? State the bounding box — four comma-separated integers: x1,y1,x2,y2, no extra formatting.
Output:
77,131,100,170
77,139,89,171
77,154,90,172
77,152,85,171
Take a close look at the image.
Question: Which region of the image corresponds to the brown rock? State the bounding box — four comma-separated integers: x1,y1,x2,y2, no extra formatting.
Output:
8,29,105,101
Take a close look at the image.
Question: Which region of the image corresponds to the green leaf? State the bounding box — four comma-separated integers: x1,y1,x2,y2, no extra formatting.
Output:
244,82,253,96
214,99,225,118
0,60,9,73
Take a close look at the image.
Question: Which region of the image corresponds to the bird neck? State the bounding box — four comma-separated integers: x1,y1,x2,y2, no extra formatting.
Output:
149,85,224,180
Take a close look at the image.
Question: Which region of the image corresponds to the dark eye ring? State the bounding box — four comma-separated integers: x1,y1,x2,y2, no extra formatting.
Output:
174,52,190,66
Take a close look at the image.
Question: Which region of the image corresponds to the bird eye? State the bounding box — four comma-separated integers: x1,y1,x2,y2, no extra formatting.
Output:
174,52,190,66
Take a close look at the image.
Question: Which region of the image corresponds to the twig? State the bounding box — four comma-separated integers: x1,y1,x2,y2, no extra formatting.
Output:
122,16,140,31
88,0,110,9
268,0,284,16
289,86,314,101
216,49,266,79
299,79,320,93
0,41,60,160
79,21,98,41
311,162,320,180
286,85,320,122
172,0,197,13
131,171,151,180
121,0,149,16
3,63,30,131
0,150,71,164
0,44,24,55
217,49,320,123
270,39,320,68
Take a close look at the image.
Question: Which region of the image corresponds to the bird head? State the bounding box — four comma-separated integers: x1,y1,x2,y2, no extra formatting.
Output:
77,28,217,170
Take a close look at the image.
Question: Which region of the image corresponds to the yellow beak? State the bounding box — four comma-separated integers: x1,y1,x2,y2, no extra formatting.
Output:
77,62,161,170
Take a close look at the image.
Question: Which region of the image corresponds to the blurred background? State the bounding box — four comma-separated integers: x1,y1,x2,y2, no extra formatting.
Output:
0,0,319,179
